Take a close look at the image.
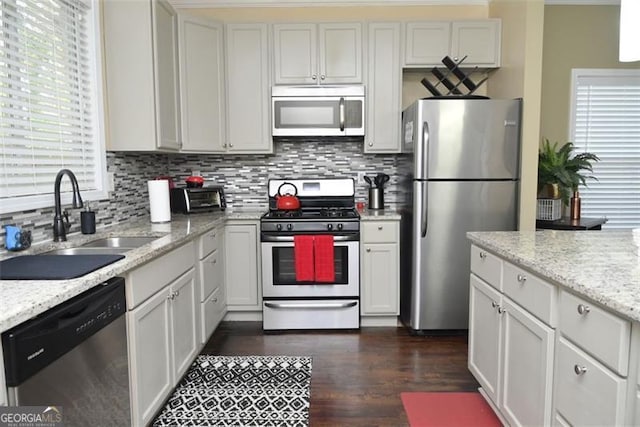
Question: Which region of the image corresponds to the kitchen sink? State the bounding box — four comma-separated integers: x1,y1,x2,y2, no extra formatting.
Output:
44,247,131,256
80,236,158,248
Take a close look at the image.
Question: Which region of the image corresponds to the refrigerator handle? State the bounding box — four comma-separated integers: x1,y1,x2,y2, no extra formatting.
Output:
339,97,345,132
421,181,428,238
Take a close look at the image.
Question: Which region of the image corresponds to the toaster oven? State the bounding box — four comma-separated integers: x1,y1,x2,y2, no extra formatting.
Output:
170,186,226,214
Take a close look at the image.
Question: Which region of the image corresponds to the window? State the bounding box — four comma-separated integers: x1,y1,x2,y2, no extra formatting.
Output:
570,69,640,230
0,0,106,214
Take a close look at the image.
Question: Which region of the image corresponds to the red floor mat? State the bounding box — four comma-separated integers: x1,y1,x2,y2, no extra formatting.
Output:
401,392,502,427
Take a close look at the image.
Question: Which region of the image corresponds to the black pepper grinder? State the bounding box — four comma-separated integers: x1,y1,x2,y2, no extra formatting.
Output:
81,204,96,234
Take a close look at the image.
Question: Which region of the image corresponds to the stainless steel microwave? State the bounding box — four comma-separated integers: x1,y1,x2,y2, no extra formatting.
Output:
272,85,365,137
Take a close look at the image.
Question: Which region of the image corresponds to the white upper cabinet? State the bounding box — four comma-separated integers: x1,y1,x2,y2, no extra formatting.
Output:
273,23,362,85
103,0,181,151
365,22,402,153
178,15,226,153
225,23,273,153
404,19,501,68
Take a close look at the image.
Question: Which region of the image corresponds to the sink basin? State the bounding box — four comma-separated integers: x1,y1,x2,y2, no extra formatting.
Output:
81,236,158,248
45,247,130,256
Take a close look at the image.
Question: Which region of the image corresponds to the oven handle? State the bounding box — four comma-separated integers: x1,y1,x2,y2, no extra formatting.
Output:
264,301,358,309
261,234,359,242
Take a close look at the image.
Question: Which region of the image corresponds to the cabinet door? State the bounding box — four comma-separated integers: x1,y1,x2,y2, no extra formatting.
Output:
319,23,362,84
273,23,317,85
170,270,198,380
225,222,260,308
178,15,226,152
199,248,223,302
404,22,451,66
225,23,272,153
152,0,181,150
501,298,554,427
361,242,399,315
366,23,401,153
451,20,501,67
128,289,172,427
468,274,502,406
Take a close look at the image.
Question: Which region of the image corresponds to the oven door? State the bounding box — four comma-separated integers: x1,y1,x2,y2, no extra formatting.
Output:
261,236,359,298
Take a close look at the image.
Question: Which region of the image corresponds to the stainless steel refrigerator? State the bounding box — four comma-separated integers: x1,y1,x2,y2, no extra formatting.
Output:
399,98,522,332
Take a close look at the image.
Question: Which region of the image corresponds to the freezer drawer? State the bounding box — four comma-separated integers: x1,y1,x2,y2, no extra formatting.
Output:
262,299,359,330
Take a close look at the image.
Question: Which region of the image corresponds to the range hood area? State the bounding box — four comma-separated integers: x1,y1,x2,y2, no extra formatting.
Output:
271,85,366,137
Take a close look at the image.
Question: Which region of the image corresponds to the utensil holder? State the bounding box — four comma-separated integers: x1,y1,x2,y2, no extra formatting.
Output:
368,188,384,210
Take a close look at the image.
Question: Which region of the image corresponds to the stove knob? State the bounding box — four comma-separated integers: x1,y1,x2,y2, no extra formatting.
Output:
287,223,293,231
327,223,333,231
337,223,343,231
276,224,282,231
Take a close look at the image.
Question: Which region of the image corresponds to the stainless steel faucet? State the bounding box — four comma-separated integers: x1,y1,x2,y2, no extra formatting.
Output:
53,169,84,242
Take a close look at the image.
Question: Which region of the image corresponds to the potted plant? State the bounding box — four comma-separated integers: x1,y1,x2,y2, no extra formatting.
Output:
537,139,600,206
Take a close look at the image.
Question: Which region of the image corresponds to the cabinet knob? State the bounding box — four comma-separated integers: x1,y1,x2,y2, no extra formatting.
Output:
212,298,218,303
497,306,505,314
168,291,175,300
368,142,373,147
320,74,326,80
378,226,383,230
517,274,527,283
491,301,498,308
574,364,587,375
312,74,317,80
479,251,487,260
577,304,590,315
229,143,233,148
213,259,217,264
366,248,371,252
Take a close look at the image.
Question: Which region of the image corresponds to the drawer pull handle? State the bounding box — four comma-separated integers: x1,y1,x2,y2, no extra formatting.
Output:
479,252,487,259
577,304,590,315
517,274,527,283
497,306,505,314
574,364,587,375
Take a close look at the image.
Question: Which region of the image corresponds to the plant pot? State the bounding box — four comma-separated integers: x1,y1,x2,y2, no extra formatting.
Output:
538,183,561,199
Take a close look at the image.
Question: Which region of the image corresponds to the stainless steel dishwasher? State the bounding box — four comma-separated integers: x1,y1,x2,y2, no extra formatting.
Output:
2,277,131,426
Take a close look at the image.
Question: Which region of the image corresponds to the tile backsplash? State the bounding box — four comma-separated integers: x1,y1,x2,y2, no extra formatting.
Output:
1,140,406,249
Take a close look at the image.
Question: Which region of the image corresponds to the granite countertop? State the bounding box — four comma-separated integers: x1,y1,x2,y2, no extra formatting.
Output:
467,230,640,322
359,208,401,220
0,209,264,333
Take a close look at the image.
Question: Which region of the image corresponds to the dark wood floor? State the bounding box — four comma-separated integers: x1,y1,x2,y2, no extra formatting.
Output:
202,322,479,426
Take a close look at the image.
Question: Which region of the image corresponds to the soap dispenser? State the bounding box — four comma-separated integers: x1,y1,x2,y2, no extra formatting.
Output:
81,204,96,234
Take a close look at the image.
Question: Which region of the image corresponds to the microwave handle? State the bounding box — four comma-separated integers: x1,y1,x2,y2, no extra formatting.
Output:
339,97,345,132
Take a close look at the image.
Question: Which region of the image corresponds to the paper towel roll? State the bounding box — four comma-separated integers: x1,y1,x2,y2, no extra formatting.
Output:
148,180,171,223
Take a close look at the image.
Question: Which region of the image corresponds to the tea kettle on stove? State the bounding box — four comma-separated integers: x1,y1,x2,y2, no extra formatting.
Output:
276,182,301,210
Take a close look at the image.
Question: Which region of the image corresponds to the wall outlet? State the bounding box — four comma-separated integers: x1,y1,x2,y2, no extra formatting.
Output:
107,172,115,192
357,172,367,183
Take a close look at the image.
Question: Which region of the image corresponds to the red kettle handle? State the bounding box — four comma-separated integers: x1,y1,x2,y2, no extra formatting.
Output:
277,182,298,197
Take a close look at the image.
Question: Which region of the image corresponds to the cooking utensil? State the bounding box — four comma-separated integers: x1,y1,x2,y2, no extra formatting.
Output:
276,182,301,210
364,176,373,188
185,176,204,188
374,173,390,188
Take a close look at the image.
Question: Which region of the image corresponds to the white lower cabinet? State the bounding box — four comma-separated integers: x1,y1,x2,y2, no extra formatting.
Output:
360,220,399,325
126,242,197,427
468,244,555,426
224,220,261,310
197,227,226,343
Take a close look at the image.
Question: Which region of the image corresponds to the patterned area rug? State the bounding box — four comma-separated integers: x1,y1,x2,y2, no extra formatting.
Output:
153,355,313,427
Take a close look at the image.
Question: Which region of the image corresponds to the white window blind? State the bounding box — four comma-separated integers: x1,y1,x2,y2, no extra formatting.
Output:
0,0,106,213
570,69,640,230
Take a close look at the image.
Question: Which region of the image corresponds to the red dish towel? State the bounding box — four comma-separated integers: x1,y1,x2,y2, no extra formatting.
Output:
314,235,335,283
294,235,315,282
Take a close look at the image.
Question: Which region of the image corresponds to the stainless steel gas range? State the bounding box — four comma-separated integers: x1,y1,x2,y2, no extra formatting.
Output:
260,178,360,331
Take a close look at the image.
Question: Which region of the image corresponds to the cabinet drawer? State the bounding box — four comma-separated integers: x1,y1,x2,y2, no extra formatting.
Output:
199,248,223,302
199,227,221,259
470,245,502,291
128,242,195,309
362,221,398,243
559,290,630,376
503,262,557,327
201,287,225,344
554,337,627,426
